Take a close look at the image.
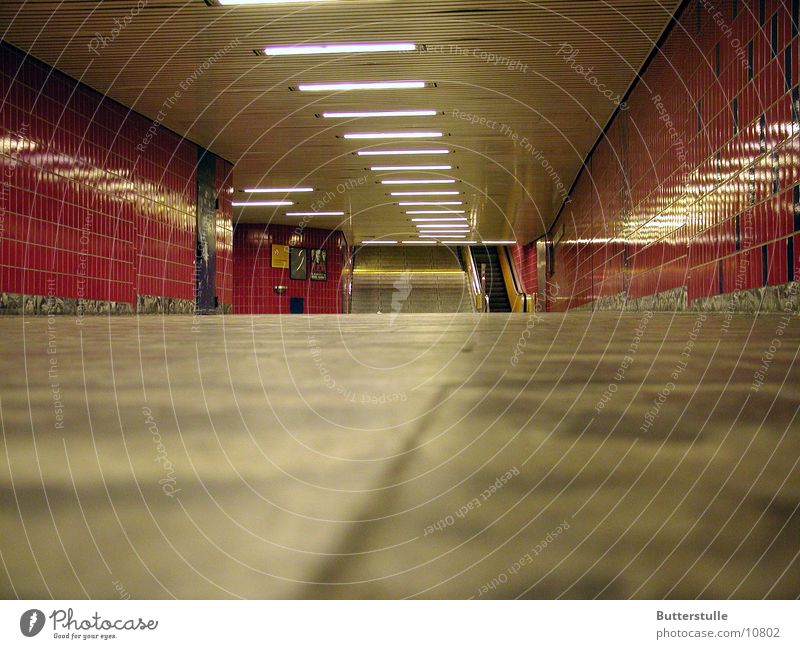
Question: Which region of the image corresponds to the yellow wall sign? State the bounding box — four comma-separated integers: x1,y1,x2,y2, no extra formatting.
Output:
272,244,289,269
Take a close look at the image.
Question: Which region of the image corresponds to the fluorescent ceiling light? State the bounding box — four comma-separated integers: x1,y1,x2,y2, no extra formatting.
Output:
286,211,345,216
399,201,463,206
345,132,442,140
482,240,517,244
416,226,468,230
216,1,329,4
411,217,468,222
298,81,425,92
414,220,468,226
233,200,293,207
444,240,476,245
371,165,451,171
325,110,436,118
381,179,456,185
358,149,449,156
420,234,468,238
390,191,460,196
361,240,397,244
416,224,470,229
242,187,313,193
401,241,437,244
406,210,466,214
418,227,470,231
266,43,416,56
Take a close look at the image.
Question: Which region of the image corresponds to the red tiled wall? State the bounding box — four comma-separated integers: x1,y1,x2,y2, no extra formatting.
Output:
0,42,229,307
233,224,345,314
546,0,800,311
215,158,234,307
132,137,196,302
511,242,538,296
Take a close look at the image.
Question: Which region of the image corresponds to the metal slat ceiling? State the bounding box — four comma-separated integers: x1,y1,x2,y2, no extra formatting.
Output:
0,0,679,243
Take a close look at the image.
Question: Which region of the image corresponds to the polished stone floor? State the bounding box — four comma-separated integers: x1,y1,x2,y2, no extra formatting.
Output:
0,312,798,599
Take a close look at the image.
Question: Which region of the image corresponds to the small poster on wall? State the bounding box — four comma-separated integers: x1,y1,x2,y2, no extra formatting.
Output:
289,247,308,280
272,244,289,269
310,249,327,281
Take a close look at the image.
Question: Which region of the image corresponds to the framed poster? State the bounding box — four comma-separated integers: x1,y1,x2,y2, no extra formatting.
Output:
310,248,327,281
289,247,308,280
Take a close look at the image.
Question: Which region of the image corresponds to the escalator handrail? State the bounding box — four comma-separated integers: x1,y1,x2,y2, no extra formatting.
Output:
462,246,487,312
498,246,534,312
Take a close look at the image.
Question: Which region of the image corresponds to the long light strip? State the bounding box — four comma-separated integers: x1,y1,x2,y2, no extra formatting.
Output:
217,1,329,5
401,241,437,244
381,179,456,185
411,217,468,222
399,201,463,206
416,224,469,229
325,110,436,118
242,187,313,193
417,228,470,232
416,229,470,233
444,240,476,245
406,210,466,214
361,240,398,244
233,201,293,207
481,240,517,244
298,81,425,92
265,43,416,56
346,132,442,140
390,191,460,196
420,234,468,238
371,165,451,171
359,149,449,156
286,211,345,217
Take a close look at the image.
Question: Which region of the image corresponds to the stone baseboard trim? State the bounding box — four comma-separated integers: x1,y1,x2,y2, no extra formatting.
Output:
0,293,234,316
573,282,799,314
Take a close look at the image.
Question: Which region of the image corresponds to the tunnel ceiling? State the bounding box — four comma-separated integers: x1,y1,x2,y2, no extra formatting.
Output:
1,0,679,244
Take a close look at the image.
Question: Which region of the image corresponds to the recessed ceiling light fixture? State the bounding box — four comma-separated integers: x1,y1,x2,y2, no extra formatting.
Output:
358,149,450,156
411,217,468,222
212,0,330,4
286,211,345,216
345,132,442,140
390,191,460,196
398,201,463,206
401,241,437,244
406,210,466,214
297,81,426,92
242,187,313,193
233,200,293,207
418,227,470,231
481,240,517,245
361,240,398,244
420,234,468,238
416,224,469,229
265,43,416,56
324,110,437,118
371,165,452,171
381,179,456,185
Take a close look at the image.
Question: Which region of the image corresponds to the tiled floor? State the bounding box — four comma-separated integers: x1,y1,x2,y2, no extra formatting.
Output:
0,312,798,599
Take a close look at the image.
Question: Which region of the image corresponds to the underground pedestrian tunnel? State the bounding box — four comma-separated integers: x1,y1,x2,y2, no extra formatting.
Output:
0,0,798,599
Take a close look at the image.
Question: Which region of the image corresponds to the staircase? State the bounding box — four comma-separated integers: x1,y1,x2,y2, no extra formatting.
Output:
351,246,474,314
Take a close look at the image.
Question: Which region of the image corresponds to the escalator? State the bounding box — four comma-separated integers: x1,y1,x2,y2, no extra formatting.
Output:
471,246,511,312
